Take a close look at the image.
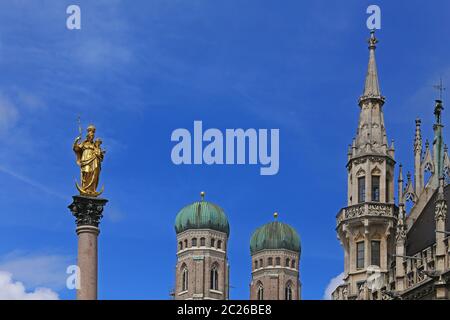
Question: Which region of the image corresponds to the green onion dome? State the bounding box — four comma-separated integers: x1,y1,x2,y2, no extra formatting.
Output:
175,192,230,236
250,213,300,255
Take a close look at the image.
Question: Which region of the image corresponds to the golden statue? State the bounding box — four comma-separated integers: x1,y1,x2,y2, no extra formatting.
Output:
73,124,105,197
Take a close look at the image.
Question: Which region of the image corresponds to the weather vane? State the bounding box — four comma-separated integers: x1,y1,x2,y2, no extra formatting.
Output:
433,77,446,101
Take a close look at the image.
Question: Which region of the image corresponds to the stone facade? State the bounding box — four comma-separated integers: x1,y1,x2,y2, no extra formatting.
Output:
249,249,300,300
174,229,229,300
333,30,450,300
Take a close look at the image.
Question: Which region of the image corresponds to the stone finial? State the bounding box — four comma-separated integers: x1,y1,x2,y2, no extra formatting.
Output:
368,30,378,50
414,118,422,154
398,164,403,182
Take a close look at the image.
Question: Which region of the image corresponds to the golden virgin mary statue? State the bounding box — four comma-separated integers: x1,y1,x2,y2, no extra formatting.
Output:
73,124,105,197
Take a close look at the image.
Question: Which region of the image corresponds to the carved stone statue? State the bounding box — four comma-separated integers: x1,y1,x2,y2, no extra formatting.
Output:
73,124,105,197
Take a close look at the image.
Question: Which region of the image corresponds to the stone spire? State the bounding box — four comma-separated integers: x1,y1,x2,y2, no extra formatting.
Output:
353,30,389,157
414,118,424,195
361,30,383,100
433,100,445,181
398,164,404,204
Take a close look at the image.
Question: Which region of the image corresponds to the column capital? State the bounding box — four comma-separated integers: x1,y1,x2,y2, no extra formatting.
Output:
68,195,108,228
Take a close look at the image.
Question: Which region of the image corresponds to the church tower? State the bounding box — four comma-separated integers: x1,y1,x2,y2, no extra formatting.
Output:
335,31,398,299
173,192,230,300
249,213,301,300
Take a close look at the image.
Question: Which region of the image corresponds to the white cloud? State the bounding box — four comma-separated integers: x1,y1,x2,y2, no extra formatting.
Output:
323,272,345,300
0,271,58,300
0,252,73,290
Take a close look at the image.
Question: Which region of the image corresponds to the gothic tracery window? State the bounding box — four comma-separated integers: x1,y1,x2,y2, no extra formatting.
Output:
257,283,264,300
285,282,293,300
210,265,219,291
358,177,366,203
371,240,380,267
182,267,188,292
357,241,365,269
371,175,380,202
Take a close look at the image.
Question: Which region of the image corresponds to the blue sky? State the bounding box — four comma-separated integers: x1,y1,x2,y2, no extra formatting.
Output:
0,0,449,299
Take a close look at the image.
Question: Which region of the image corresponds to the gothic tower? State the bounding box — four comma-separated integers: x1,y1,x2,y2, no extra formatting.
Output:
173,192,230,300
335,31,398,299
249,213,301,300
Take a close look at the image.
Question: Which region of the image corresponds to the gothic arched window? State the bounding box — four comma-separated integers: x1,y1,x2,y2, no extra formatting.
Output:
217,240,222,249
184,239,188,248
200,237,206,246
285,282,293,300
358,176,366,203
291,259,296,269
371,175,380,202
257,283,264,300
179,241,183,251
192,238,197,247
211,238,215,247
286,258,290,267
181,267,188,292
210,265,219,291
255,260,258,269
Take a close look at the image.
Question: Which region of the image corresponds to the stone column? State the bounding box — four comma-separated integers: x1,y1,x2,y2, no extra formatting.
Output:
68,195,108,300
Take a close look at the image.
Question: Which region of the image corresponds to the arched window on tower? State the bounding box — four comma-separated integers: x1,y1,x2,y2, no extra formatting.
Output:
259,258,263,268
217,240,222,249
291,259,296,269
211,238,215,247
275,257,281,266
181,266,188,292
257,282,264,300
358,176,366,203
192,238,197,247
210,265,219,291
200,237,206,247
286,258,290,267
254,260,258,270
268,257,273,266
371,175,380,202
285,282,293,300
184,239,188,248
179,241,183,251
